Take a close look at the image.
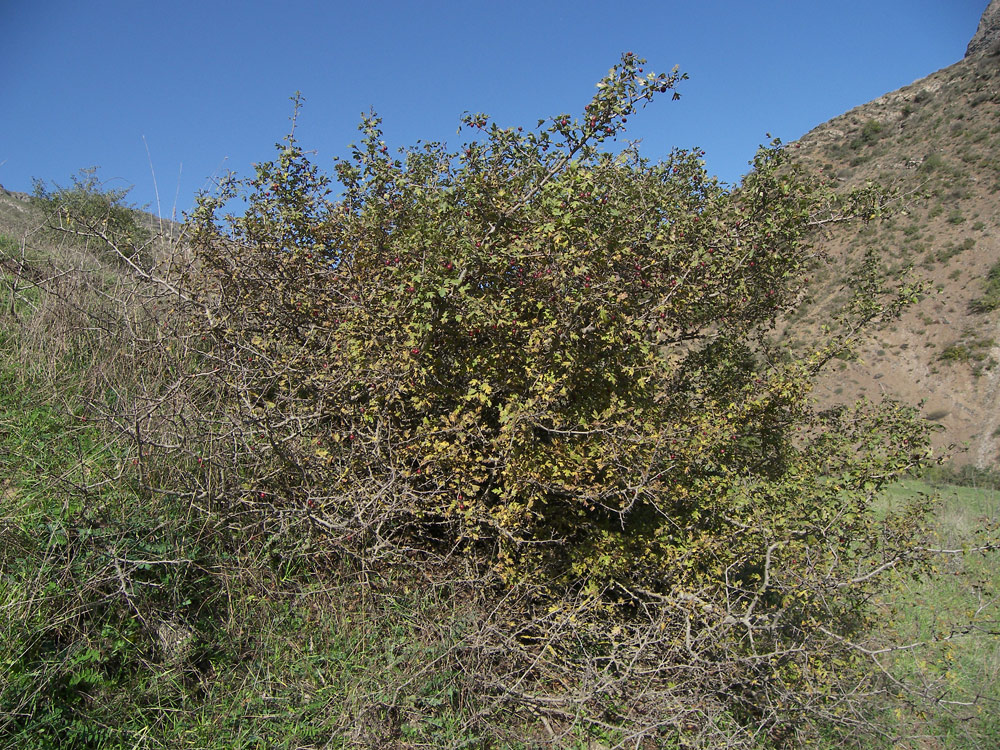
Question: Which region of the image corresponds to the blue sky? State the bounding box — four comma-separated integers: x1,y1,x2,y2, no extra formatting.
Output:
0,1,988,220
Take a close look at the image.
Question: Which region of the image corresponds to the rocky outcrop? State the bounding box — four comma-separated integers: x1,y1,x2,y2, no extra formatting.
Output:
966,0,1000,57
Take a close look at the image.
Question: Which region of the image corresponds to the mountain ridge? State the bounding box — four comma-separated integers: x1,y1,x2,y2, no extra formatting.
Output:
967,0,1000,58
788,2,1000,466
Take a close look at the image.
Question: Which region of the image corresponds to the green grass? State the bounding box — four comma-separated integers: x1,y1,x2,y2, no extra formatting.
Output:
1,232,43,318
873,480,1000,748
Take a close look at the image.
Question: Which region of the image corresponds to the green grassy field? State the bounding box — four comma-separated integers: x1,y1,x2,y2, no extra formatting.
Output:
873,480,1000,748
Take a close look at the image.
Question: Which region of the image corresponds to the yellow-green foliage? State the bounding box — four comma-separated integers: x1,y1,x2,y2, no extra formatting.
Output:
183,56,935,741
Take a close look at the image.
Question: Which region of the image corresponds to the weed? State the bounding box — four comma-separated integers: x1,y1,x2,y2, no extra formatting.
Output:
970,260,1000,313
921,153,946,174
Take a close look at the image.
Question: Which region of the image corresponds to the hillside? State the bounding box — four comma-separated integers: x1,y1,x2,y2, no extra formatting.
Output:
787,3,1000,467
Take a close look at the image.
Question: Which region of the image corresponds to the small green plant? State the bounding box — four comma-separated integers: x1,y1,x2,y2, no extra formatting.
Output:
970,260,1000,313
860,119,884,143
920,153,946,174
875,478,1000,746
939,337,995,363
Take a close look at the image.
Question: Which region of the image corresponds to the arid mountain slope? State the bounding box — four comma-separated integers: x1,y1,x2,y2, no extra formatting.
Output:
788,8,1000,466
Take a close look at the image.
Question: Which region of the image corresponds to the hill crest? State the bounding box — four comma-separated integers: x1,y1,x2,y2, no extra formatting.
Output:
789,20,1000,466
967,0,1000,58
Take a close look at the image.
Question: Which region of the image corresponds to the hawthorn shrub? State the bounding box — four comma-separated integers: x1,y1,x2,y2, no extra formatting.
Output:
32,168,153,268
180,56,936,744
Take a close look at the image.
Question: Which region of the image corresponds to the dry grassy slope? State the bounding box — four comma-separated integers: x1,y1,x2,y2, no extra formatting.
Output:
786,44,1000,467
0,187,39,238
